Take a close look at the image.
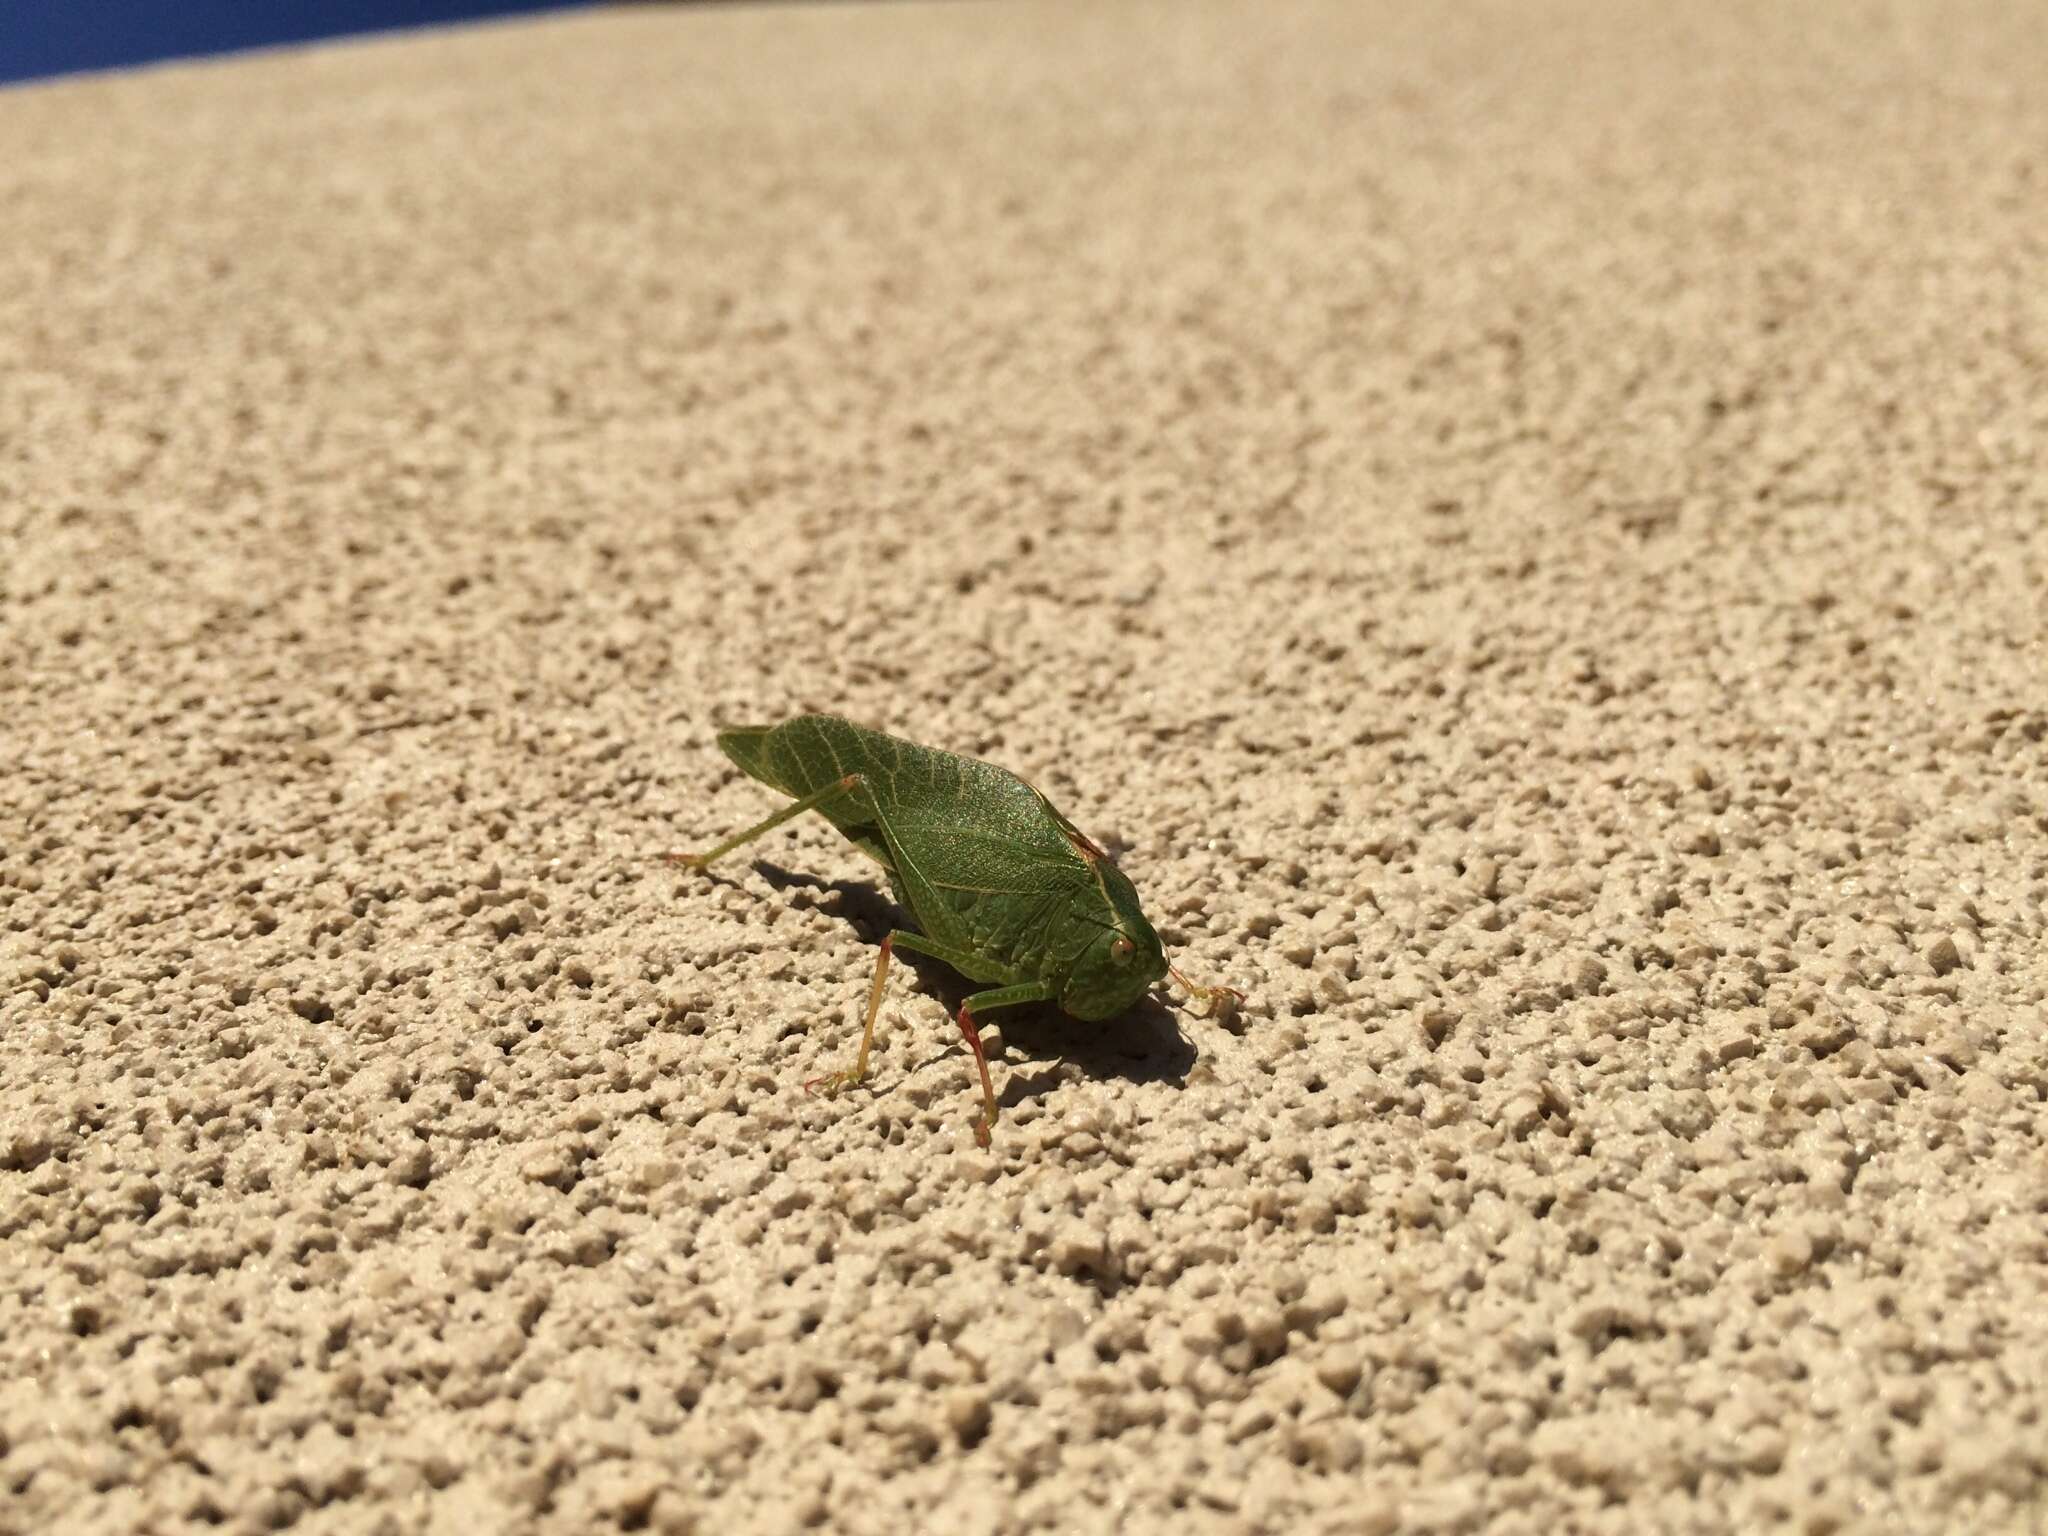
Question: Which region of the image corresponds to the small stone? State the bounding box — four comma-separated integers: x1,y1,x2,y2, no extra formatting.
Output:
1466,858,1501,899
1769,1229,1814,1275
1326,1500,1399,1536
631,1156,677,1192
1678,825,1722,856
1313,1348,1363,1397
945,1390,991,1445
1226,1400,1274,1442
1048,1225,1106,1276
1306,1423,1364,1472
1713,1026,1759,1064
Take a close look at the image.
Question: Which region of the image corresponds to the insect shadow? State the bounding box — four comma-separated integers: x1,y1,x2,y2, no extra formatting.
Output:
755,862,1199,1094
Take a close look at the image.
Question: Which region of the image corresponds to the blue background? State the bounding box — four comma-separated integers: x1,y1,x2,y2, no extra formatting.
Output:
0,2,595,86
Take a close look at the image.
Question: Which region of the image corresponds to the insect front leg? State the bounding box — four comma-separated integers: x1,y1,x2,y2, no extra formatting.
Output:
856,930,1050,1149
950,981,1055,1149
1168,963,1246,1018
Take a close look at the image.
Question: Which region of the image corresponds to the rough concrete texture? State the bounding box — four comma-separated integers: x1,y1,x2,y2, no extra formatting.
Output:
4,2,2047,1532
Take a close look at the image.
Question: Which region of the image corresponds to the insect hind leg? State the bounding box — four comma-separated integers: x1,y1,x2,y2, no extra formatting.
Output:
665,772,869,869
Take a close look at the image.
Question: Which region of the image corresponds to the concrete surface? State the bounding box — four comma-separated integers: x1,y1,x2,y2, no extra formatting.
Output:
3,2,2046,1532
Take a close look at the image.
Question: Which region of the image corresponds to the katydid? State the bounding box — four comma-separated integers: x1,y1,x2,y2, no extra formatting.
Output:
668,714,1241,1146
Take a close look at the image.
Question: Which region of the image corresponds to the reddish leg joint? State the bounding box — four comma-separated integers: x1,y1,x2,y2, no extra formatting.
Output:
955,1002,998,1149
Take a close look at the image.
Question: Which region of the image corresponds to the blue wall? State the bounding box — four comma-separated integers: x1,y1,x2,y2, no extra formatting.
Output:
0,1,594,86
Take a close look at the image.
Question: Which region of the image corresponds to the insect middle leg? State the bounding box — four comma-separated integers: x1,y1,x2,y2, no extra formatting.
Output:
803,931,901,1099
809,926,1051,1148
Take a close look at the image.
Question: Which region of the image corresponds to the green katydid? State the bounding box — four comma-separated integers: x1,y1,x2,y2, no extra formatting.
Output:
667,714,1242,1146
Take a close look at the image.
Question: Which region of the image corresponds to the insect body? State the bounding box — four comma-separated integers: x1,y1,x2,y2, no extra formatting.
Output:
670,714,1238,1146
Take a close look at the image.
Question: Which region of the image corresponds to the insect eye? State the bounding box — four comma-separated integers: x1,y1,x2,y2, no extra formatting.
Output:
1110,936,1134,963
